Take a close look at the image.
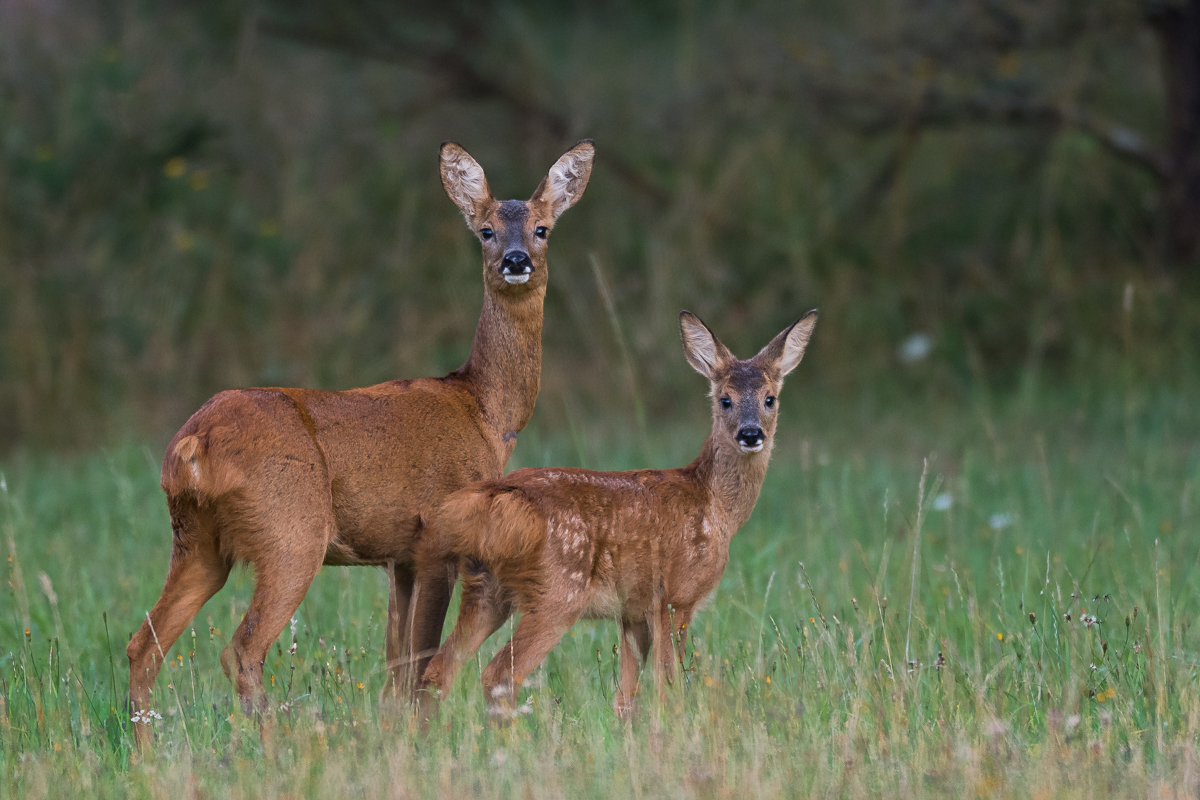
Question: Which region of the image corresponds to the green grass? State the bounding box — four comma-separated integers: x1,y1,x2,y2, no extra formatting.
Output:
2,383,1199,797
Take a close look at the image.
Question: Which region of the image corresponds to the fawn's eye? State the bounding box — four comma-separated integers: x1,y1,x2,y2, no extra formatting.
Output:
535,226,548,239
765,396,776,409
480,228,494,240
720,397,732,409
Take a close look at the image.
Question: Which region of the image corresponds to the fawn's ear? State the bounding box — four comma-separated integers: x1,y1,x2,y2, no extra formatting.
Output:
440,142,493,223
755,310,818,377
530,139,595,220
680,311,734,379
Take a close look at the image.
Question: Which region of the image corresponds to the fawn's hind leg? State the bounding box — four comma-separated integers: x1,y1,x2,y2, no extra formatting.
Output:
422,565,511,698
480,608,578,715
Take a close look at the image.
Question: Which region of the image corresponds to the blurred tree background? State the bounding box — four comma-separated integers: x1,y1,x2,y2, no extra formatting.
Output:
1,0,1197,451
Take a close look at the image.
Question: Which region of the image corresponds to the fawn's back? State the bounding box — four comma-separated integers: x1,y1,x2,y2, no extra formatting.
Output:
433,450,725,621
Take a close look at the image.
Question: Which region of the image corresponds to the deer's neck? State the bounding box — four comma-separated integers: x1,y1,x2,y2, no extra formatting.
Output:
458,287,545,442
691,433,773,538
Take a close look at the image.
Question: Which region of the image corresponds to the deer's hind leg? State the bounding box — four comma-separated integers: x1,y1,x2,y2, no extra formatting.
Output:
128,500,230,749
219,486,333,716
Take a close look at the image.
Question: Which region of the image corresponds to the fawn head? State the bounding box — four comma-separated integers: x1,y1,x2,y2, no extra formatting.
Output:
680,310,818,454
440,140,595,293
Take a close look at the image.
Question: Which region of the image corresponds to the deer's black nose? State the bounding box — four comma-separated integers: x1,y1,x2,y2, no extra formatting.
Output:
501,251,532,275
736,427,764,447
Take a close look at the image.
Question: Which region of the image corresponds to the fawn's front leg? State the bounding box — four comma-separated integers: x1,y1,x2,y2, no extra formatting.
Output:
615,618,651,719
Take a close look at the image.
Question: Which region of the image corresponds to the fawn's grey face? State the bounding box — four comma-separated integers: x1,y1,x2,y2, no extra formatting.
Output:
679,308,817,457
440,140,595,293
713,362,782,454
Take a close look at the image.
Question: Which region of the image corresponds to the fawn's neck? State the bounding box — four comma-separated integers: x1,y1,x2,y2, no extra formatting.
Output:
691,434,773,538
458,287,545,442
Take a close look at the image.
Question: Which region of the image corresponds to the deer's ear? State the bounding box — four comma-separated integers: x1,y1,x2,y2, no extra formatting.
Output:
680,311,733,379
755,310,818,377
440,142,492,223
530,139,595,220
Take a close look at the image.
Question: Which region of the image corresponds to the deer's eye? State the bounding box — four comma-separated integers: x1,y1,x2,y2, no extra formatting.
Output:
535,226,548,239
720,397,732,409
480,228,494,240
765,396,776,409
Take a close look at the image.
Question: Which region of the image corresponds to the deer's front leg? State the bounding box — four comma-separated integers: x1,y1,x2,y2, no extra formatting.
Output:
383,561,414,698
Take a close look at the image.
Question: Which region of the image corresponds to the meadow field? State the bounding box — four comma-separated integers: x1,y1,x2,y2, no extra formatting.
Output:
4,2,1200,797
3,375,1199,798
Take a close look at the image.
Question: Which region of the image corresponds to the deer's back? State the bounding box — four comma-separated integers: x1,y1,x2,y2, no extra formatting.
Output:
162,377,509,565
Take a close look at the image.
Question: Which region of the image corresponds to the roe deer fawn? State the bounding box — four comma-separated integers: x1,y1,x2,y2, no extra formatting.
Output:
418,309,817,716
126,140,594,745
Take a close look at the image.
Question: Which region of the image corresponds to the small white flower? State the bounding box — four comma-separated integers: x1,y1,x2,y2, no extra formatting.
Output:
290,617,298,638
932,493,953,511
898,333,933,364
989,513,1014,531
289,642,297,655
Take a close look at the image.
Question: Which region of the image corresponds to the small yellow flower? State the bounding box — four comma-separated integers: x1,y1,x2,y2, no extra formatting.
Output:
164,157,186,178
704,676,713,687
1105,686,1116,700
997,633,1004,642
356,682,364,690
336,696,342,703
765,676,771,684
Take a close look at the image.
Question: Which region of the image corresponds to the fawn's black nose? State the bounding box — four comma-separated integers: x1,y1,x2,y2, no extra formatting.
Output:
736,427,764,448
500,251,532,275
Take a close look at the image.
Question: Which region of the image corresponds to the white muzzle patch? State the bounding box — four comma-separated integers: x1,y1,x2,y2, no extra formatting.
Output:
503,273,531,284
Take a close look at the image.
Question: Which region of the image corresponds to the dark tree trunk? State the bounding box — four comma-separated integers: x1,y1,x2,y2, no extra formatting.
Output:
1148,0,1200,262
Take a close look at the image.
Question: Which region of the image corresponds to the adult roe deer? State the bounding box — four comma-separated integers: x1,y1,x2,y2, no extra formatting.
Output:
418,308,817,716
126,140,595,745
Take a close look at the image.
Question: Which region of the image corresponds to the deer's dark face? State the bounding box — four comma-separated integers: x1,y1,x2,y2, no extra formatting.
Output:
710,361,783,454
440,140,595,296
471,198,555,292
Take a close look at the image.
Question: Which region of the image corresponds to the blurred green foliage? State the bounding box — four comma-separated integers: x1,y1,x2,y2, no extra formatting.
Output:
0,0,1196,450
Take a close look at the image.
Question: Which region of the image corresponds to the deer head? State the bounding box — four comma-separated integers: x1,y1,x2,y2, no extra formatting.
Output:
440,140,595,293
680,310,818,455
